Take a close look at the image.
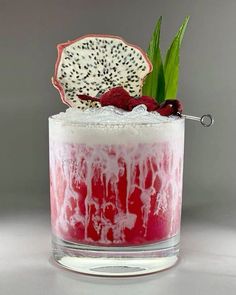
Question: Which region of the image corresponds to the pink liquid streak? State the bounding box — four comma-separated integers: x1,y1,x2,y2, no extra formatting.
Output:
50,141,184,246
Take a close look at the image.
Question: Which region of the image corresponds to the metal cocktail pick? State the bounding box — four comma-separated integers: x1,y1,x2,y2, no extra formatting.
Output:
179,113,214,127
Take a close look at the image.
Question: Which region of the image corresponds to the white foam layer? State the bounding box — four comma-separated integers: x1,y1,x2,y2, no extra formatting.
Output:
49,106,184,144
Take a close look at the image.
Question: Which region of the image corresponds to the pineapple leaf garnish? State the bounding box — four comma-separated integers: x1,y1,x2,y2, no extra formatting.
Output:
142,16,165,103
164,16,189,99
143,16,189,103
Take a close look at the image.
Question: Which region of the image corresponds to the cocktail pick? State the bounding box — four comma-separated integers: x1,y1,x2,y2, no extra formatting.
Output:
179,113,214,127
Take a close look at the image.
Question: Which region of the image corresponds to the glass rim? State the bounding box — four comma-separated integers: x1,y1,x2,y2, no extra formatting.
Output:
48,115,185,127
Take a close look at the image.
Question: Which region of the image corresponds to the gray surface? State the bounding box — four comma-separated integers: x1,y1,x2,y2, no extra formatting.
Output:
0,0,236,293
0,194,236,294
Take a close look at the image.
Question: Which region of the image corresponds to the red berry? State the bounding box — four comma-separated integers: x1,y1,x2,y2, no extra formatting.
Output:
100,87,132,110
128,96,159,111
156,99,183,116
77,94,99,102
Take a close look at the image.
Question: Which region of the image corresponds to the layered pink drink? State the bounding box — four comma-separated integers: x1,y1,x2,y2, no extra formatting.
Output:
49,106,184,246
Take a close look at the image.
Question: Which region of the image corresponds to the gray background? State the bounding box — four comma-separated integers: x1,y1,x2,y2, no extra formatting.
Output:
0,0,235,204
0,0,235,294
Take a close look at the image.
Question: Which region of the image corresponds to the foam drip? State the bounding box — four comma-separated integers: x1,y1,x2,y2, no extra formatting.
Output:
49,107,184,245
49,141,184,245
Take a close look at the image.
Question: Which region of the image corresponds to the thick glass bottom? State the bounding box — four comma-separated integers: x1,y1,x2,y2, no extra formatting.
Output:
52,234,180,276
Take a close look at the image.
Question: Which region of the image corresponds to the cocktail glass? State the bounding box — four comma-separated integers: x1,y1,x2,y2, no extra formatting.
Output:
49,115,185,276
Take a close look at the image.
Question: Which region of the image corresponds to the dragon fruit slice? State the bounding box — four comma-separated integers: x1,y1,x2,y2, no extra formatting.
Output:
52,34,152,108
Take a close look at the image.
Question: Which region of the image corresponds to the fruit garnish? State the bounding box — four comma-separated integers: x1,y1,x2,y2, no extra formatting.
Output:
128,96,159,111
142,17,165,103
76,94,101,109
143,16,189,102
77,94,98,102
99,87,132,110
52,34,152,109
156,99,183,116
77,85,182,116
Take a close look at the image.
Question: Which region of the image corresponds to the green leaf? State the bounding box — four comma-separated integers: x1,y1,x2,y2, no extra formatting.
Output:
142,16,165,103
164,16,189,99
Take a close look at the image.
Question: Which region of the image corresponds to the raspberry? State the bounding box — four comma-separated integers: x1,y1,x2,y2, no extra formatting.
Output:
77,94,99,102
156,99,183,116
100,87,132,110
128,96,159,111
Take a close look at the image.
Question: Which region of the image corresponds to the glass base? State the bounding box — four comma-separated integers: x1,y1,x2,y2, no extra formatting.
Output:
52,234,180,277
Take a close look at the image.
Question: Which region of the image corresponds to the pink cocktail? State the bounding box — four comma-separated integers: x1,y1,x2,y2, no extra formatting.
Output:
49,107,185,274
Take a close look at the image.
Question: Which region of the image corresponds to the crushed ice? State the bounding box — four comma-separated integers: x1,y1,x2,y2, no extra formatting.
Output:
52,105,179,124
